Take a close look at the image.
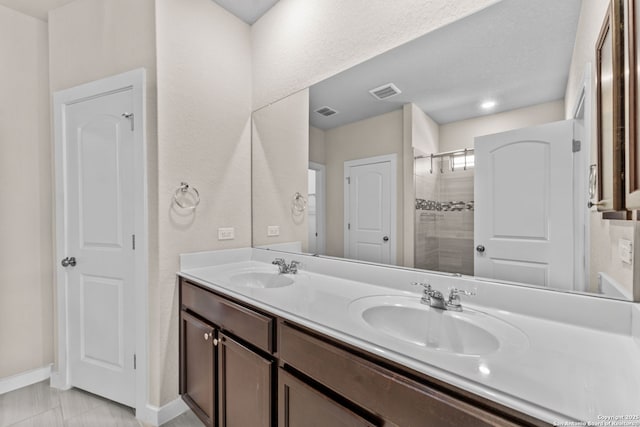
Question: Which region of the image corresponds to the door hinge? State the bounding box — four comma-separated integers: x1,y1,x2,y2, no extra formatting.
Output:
348,223,351,230
134,354,136,370
122,112,134,131
346,177,351,184
572,139,581,153
132,234,136,250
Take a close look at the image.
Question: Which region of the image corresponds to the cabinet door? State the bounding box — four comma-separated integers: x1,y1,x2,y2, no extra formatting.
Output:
180,311,216,427
278,369,377,427
218,333,272,427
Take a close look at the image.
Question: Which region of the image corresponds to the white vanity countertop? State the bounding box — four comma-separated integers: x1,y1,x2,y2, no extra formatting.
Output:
179,249,640,425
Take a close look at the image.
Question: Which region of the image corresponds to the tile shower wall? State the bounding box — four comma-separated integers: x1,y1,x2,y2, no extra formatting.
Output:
415,157,474,276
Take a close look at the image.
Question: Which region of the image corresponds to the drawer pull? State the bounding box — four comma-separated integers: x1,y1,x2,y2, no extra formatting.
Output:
204,333,210,341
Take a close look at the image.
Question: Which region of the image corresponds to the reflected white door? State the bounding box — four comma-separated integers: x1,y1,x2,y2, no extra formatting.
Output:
344,156,396,264
474,120,574,289
64,89,136,406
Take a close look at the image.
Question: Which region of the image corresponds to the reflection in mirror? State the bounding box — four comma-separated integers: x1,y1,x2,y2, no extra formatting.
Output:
251,0,639,301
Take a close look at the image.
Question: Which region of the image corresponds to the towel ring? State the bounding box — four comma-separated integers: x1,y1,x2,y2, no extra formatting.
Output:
173,182,200,210
291,192,307,214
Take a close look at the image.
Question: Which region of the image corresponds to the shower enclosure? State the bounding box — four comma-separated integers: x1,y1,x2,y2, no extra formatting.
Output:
414,149,474,276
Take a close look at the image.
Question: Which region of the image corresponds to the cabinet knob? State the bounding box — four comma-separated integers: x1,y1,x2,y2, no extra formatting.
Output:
213,338,219,346
204,333,209,341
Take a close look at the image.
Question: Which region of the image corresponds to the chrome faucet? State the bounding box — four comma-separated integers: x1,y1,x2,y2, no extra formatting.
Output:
445,287,476,311
272,258,300,274
412,283,475,311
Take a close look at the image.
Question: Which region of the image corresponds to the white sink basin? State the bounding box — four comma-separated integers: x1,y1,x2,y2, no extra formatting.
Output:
349,295,528,356
229,272,294,289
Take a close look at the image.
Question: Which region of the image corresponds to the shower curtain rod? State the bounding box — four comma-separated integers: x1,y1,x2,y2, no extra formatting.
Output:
414,147,474,159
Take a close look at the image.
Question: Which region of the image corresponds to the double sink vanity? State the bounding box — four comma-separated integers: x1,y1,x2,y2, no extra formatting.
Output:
178,248,640,426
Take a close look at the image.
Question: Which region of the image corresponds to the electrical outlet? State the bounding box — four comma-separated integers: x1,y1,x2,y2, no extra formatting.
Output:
619,239,632,265
218,227,234,240
267,225,280,237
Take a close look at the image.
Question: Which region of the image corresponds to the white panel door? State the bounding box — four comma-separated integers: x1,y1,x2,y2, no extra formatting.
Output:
474,120,574,289
345,159,393,264
64,89,135,406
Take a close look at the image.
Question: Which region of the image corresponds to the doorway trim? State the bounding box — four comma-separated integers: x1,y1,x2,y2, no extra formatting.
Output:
51,69,148,418
309,162,326,255
343,154,397,264
571,64,592,293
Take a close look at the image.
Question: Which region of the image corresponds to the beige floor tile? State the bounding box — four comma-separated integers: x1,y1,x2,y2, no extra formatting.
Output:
7,407,64,427
0,381,60,427
65,402,139,427
58,387,112,421
160,410,203,427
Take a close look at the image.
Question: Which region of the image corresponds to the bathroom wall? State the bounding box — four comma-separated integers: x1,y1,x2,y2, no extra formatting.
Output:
155,0,252,406
49,0,252,406
321,109,404,260
439,100,565,152
0,5,52,378
250,0,500,110
309,125,326,164
252,90,309,250
404,104,440,267
564,0,636,295
48,0,160,401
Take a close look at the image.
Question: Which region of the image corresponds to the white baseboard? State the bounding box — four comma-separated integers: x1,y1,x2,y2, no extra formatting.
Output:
136,397,188,426
0,365,52,395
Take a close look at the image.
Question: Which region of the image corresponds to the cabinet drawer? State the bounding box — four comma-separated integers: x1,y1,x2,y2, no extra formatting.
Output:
181,280,274,353
279,323,525,427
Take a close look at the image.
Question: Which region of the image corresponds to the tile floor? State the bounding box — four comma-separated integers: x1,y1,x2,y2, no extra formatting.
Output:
0,381,203,427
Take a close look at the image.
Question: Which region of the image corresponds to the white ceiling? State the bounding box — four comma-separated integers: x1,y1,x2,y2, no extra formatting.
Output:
310,0,582,129
212,0,279,24
0,0,75,21
0,0,279,23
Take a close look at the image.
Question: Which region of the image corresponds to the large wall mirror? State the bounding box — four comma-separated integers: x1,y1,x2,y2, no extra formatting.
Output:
252,0,639,301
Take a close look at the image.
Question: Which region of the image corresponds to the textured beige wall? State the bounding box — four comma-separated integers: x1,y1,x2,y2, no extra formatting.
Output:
403,104,440,267
0,5,52,378
251,0,500,110
410,104,440,155
309,125,326,164
564,0,636,296
439,100,565,152
49,0,160,400
253,90,310,249
155,0,252,405
324,110,404,260
49,0,157,93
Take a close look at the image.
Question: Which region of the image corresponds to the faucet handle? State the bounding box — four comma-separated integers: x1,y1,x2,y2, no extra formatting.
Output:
446,287,476,311
289,260,301,273
411,282,431,293
272,258,286,265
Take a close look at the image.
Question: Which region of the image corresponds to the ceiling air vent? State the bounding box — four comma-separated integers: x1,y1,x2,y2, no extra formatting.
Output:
315,106,339,117
369,83,402,100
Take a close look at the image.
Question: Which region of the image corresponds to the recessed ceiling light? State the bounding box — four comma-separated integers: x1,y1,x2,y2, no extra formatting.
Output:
481,100,497,110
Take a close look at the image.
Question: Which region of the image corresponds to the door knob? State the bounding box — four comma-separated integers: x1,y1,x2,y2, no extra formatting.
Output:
61,257,77,267
475,245,485,253
383,236,389,242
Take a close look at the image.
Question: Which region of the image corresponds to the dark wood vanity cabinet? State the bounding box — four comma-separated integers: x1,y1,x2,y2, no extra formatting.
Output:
278,368,377,427
180,310,217,427
179,278,546,427
179,280,275,427
218,332,272,427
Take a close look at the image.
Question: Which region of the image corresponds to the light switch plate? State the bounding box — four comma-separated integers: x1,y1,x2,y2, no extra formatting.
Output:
267,225,280,237
619,239,633,265
218,227,234,240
